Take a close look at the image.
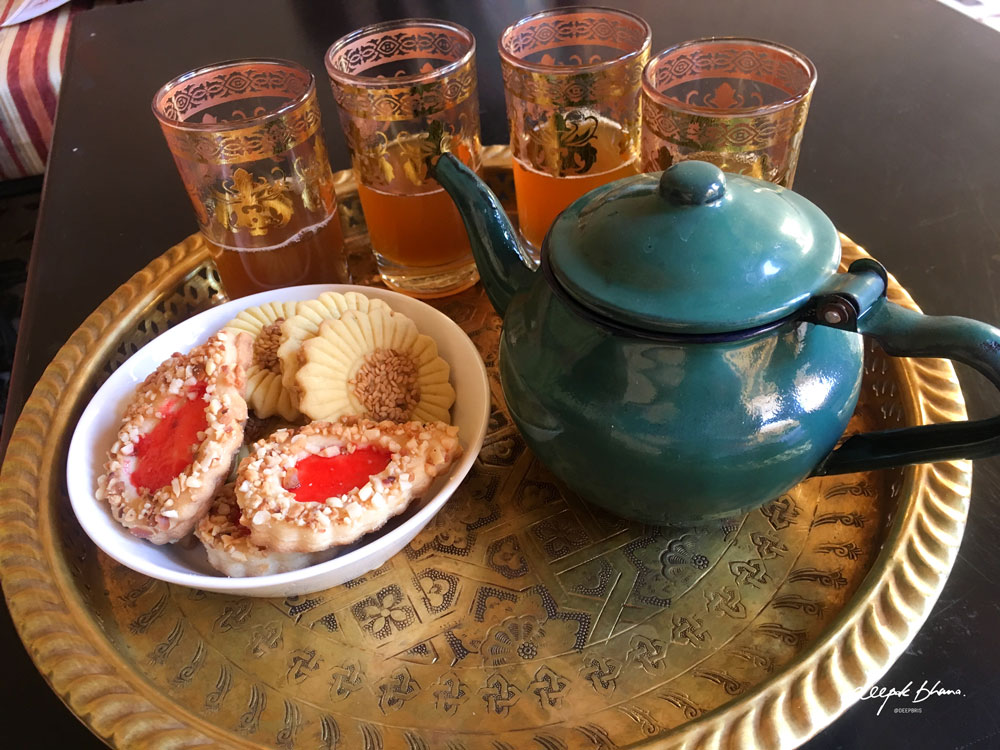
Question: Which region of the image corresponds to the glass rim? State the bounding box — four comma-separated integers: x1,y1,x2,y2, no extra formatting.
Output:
325,18,477,89
642,37,817,118
151,57,316,133
498,5,652,75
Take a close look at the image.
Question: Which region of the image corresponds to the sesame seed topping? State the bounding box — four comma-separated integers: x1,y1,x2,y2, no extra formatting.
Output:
350,348,420,422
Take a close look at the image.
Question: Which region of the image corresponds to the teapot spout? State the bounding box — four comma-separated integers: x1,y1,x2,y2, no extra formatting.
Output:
431,152,535,318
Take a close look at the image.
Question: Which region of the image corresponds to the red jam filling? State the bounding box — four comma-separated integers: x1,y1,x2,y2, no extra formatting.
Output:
291,447,391,503
130,382,208,492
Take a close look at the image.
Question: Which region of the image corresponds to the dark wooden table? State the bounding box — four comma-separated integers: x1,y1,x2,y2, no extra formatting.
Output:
3,0,999,747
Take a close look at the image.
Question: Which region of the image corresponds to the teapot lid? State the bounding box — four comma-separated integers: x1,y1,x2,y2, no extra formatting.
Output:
546,161,841,335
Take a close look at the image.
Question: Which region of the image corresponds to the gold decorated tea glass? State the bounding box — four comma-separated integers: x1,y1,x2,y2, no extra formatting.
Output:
325,19,481,298
499,6,651,260
152,58,348,299
641,37,817,188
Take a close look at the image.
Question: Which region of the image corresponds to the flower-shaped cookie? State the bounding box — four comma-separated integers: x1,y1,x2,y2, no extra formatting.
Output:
295,307,455,424
277,291,392,404
225,301,299,421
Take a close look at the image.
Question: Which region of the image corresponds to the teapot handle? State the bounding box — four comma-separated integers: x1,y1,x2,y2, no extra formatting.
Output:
814,292,1000,476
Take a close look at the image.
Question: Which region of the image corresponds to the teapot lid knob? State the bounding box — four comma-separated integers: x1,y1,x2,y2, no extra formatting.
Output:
659,161,727,205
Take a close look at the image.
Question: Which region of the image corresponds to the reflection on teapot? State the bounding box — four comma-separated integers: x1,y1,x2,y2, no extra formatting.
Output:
431,155,1000,523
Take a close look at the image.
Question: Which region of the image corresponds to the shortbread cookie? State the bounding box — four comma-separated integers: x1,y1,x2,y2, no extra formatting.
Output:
277,291,392,400
224,301,299,421
295,307,455,424
97,330,252,544
196,484,332,577
236,417,462,553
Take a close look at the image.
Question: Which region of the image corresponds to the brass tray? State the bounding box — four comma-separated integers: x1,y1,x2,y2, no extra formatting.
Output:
0,147,971,749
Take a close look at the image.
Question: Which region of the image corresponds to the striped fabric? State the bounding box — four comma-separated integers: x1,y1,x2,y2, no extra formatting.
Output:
0,1,109,179
0,0,75,178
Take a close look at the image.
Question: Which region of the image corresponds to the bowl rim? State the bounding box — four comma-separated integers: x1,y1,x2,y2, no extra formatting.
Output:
65,283,490,592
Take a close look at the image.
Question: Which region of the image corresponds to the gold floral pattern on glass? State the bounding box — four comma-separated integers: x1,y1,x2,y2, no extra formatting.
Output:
154,61,339,236
328,24,477,120
331,66,477,122
641,38,817,188
326,19,481,297
327,21,482,193
156,64,324,166
212,167,294,236
153,58,348,298
499,7,650,254
344,115,478,188
293,137,337,213
521,110,637,177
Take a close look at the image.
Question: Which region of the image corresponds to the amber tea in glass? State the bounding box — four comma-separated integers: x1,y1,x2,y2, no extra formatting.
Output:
326,19,481,298
153,59,348,299
641,38,817,188
500,7,651,259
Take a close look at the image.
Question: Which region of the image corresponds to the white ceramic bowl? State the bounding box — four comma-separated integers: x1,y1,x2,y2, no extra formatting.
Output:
66,284,490,597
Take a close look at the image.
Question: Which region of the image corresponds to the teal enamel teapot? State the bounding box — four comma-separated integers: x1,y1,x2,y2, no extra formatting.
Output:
432,154,1000,523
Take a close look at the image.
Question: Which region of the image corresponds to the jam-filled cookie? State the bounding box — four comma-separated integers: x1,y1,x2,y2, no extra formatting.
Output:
277,291,392,403
224,301,299,421
96,330,252,544
236,417,462,553
295,307,455,424
195,484,332,577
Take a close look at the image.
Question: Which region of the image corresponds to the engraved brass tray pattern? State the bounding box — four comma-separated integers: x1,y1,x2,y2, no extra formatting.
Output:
0,146,971,749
